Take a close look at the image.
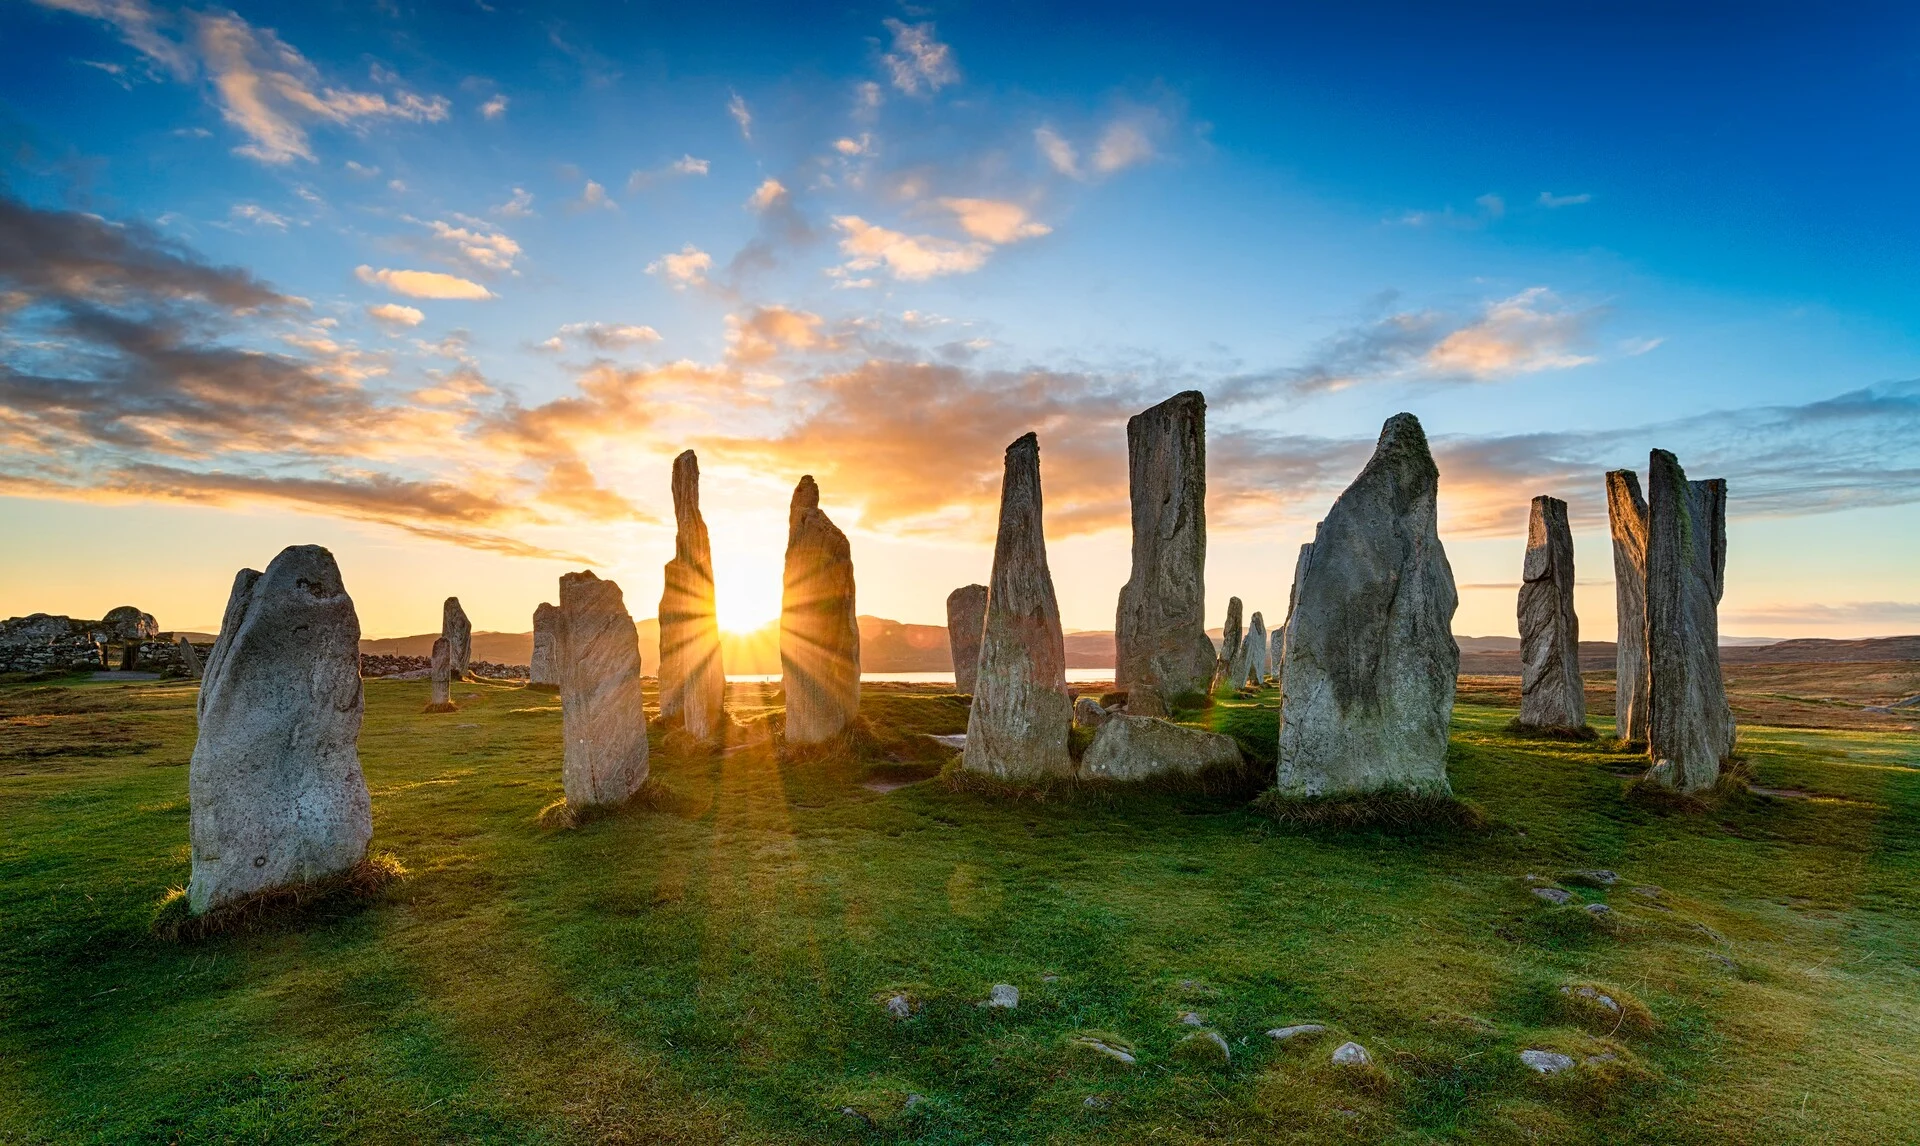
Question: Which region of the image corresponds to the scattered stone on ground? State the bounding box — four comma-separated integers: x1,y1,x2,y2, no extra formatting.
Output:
555,570,650,809
1266,1024,1328,1041
1568,869,1620,886
884,994,912,1020
1174,1030,1231,1064
1179,1011,1205,1026
1083,1095,1111,1109
1331,1041,1372,1067
945,583,989,695
1562,985,1622,1014
1071,1037,1137,1066
1114,390,1216,716
1606,468,1652,742
1533,887,1574,905
780,475,861,744
187,545,371,915
1276,413,1459,797
1644,449,1736,791
658,449,726,740
1520,1049,1577,1075
1518,494,1587,731
1079,714,1243,781
962,433,1073,780
1585,903,1613,916
986,984,1019,1008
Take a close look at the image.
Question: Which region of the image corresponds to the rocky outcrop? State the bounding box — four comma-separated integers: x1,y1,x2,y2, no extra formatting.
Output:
658,450,725,739
1080,714,1243,782
1518,495,1585,730
1276,414,1459,798
425,637,457,713
1114,391,1216,716
945,584,988,695
556,570,650,808
781,476,860,744
1605,470,1650,742
1213,597,1243,692
529,602,558,689
1644,451,1735,792
187,546,372,915
962,433,1073,780
441,597,471,680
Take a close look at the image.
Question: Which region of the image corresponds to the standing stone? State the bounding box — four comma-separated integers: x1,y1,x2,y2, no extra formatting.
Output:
1114,391,1216,716
187,545,371,915
1517,495,1586,730
1279,538,1315,668
1605,471,1650,742
657,450,725,739
442,597,471,680
780,475,861,744
425,637,457,713
945,584,989,695
1276,414,1459,798
1644,451,1735,792
963,433,1073,780
529,602,559,690
176,634,201,679
1237,612,1270,688
1213,597,1244,692
556,570,650,807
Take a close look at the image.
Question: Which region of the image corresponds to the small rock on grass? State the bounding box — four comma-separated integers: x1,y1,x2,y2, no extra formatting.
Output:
1178,1011,1205,1026
1567,869,1619,887
1532,887,1573,905
1071,1037,1137,1066
1083,1095,1111,1109
1267,1023,1328,1041
1561,985,1621,1014
1584,903,1613,916
1520,1049,1576,1074
1331,1041,1372,1066
884,994,912,1020
986,984,1019,1008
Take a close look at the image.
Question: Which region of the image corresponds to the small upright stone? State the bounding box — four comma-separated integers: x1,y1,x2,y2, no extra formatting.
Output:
1276,414,1459,798
1213,597,1244,692
556,570,650,808
441,597,471,680
1517,495,1586,731
1605,470,1651,742
1237,612,1270,688
187,545,371,915
658,450,725,740
424,636,458,713
780,475,861,744
176,634,201,679
945,584,988,695
1644,450,1735,792
1114,391,1216,716
528,602,559,690
963,434,1073,781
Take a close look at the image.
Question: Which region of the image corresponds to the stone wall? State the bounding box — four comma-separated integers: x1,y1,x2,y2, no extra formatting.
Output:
0,610,203,676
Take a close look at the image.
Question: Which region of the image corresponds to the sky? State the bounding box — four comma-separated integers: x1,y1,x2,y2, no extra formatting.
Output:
2,0,1918,642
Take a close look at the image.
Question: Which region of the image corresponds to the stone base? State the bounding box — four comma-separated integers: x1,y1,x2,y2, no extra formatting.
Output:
1080,715,1244,782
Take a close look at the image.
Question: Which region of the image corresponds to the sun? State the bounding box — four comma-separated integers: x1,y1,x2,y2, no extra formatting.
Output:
713,564,783,634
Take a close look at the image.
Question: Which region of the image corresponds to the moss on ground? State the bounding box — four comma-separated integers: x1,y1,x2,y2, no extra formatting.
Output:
0,677,1917,1142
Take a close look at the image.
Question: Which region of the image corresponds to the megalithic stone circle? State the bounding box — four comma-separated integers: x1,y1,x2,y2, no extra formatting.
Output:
556,570,650,808
1605,470,1650,742
441,596,471,679
780,475,861,744
945,584,988,695
1517,495,1586,731
529,602,558,688
1114,390,1216,716
1643,451,1736,791
657,449,725,739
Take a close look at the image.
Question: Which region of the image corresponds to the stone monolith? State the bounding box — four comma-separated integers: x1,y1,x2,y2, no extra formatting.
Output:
529,602,559,690
187,545,372,914
441,597,471,680
1517,495,1585,730
658,450,725,739
556,570,650,807
946,584,988,695
1276,414,1459,798
1279,538,1315,669
963,433,1073,780
1114,391,1216,716
781,475,860,744
1643,451,1735,792
1238,612,1270,688
1213,597,1243,692
176,634,201,679
425,636,457,713
1605,470,1650,742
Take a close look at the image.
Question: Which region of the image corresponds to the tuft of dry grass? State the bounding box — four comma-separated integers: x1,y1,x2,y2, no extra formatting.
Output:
150,853,406,941
1252,789,1491,833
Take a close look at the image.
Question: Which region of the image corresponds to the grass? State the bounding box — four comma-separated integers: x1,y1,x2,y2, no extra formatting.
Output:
1,676,1918,1142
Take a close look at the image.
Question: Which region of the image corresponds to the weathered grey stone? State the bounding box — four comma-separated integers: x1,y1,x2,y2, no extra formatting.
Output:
1072,1036,1137,1066
987,983,1019,1008
1533,886,1573,905
1644,450,1735,792
1074,695,1112,730
425,636,457,713
176,634,201,679
556,570,650,808
1213,597,1243,692
1233,611,1269,688
945,584,988,695
1277,539,1315,670
780,475,860,744
1267,1024,1328,1041
187,545,371,915
1080,714,1243,781
1114,391,1216,716
658,450,725,739
99,605,159,644
1520,1049,1576,1075
1276,414,1459,798
1518,495,1586,730
1174,1030,1231,1065
529,602,558,688
884,993,912,1020
1331,1042,1372,1067
441,597,471,680
1605,470,1650,741
962,433,1073,780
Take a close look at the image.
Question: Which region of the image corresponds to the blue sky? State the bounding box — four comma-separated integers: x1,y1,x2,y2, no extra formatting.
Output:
2,0,1917,640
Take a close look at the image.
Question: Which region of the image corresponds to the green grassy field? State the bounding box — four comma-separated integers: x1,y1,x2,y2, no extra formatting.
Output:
2,677,1918,1144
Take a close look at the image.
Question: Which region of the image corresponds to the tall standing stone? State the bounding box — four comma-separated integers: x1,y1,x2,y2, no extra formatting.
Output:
1213,597,1243,692
1276,414,1459,798
963,433,1073,780
442,597,471,680
781,476,861,744
945,584,988,695
1517,495,1586,731
176,634,201,679
556,570,650,807
1114,391,1216,716
1644,451,1735,792
1605,470,1650,742
1238,612,1270,687
529,602,559,689
425,637,457,713
187,545,371,915
1277,538,1315,671
657,450,725,739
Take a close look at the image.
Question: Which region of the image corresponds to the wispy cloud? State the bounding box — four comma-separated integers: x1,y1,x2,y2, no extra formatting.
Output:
229,203,287,230
881,19,959,95
479,94,507,120
627,155,710,192
727,90,752,140
1539,191,1593,208
549,321,662,350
